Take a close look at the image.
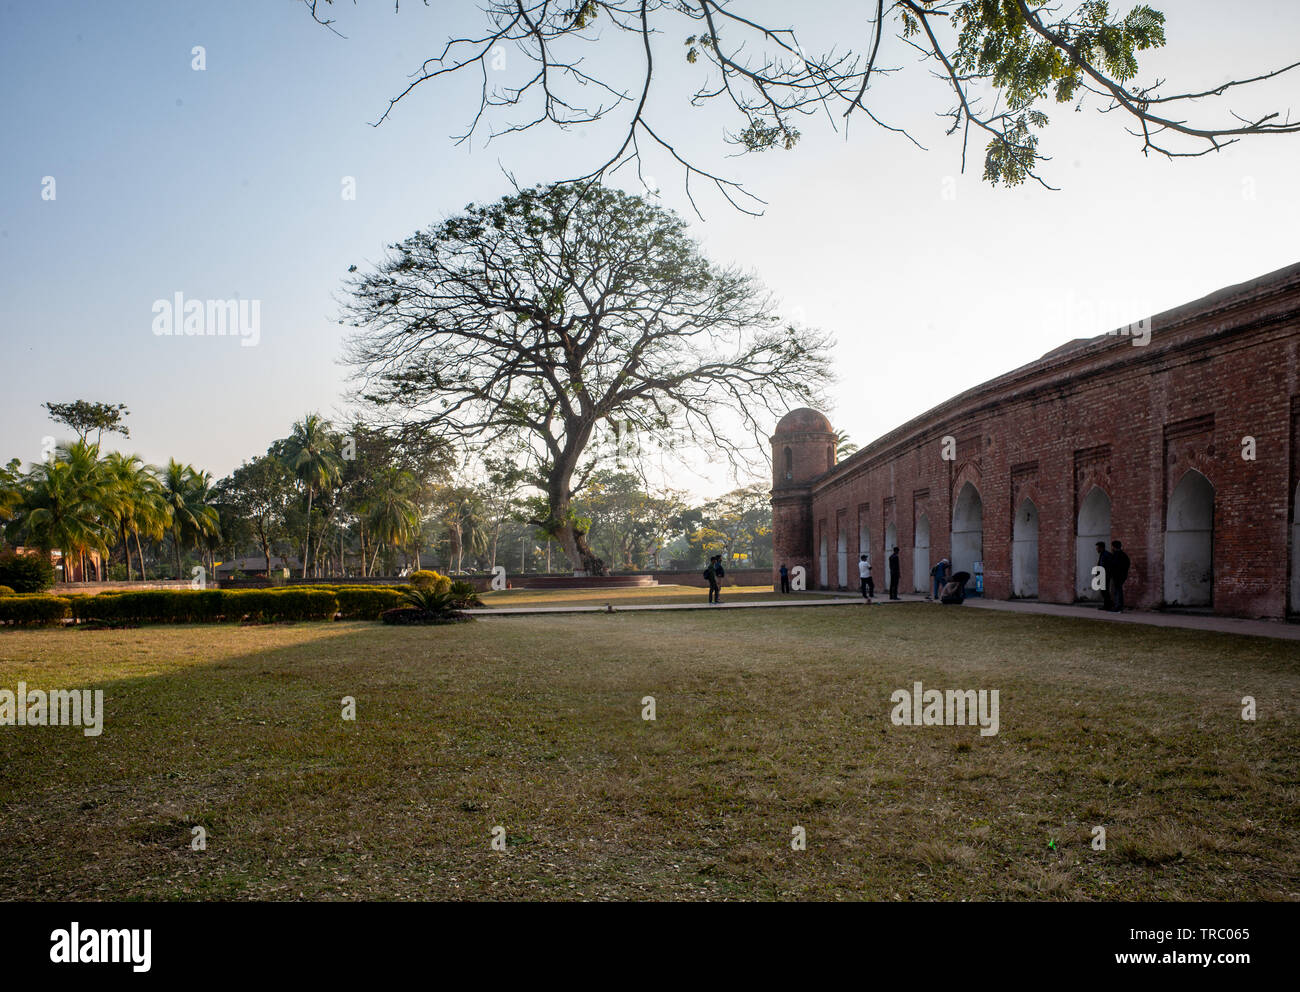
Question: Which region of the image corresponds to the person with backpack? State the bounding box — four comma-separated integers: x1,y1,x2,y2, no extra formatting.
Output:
779,562,791,594
704,554,725,604
929,558,949,601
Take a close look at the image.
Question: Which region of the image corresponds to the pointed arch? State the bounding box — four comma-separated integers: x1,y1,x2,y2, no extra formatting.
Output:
1012,498,1039,598
951,481,983,591
1076,486,1112,601
1164,469,1214,607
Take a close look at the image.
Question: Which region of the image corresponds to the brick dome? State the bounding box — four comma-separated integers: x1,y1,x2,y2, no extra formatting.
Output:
774,408,833,435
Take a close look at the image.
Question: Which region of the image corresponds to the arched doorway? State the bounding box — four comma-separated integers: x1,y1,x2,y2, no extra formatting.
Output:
885,521,898,590
1164,470,1214,607
836,522,848,589
951,482,983,591
1076,487,1111,601
1012,498,1039,598
1292,482,1300,615
913,513,931,592
819,532,829,588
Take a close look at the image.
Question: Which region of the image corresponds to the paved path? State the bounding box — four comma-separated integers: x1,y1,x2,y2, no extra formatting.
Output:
468,591,1300,641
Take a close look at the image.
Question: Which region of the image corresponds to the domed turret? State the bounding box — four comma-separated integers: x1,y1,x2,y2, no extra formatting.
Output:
769,408,834,592
771,408,836,489
774,407,834,436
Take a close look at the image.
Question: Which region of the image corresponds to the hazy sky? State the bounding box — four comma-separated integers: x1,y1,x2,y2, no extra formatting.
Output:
2,0,1297,497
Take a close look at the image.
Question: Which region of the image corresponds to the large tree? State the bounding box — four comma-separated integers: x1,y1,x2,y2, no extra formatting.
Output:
43,400,130,446
305,1,1300,209
342,183,830,575
218,455,296,578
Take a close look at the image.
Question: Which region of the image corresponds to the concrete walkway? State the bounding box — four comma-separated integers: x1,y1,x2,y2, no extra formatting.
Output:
468,590,1300,641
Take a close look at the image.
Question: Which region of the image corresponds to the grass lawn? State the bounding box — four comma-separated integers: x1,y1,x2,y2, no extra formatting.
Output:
478,582,841,609
0,605,1295,901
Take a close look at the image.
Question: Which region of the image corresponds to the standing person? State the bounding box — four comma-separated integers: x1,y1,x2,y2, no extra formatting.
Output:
858,554,875,603
1095,541,1114,611
779,562,791,594
1110,540,1131,612
888,546,901,600
929,558,949,601
704,554,724,604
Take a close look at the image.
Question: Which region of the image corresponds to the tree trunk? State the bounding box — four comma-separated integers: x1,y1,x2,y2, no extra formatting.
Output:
301,487,314,578
133,531,147,580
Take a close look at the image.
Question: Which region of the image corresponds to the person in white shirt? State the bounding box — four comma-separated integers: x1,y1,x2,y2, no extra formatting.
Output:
858,554,875,603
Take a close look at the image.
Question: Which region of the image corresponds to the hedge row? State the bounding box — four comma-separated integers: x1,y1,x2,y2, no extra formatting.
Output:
0,589,341,627
0,595,74,626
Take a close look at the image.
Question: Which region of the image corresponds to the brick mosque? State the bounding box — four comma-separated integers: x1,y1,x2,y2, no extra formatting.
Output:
770,263,1300,620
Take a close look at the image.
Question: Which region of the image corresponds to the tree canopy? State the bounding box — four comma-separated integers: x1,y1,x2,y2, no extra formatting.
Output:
343,182,830,573
304,0,1300,211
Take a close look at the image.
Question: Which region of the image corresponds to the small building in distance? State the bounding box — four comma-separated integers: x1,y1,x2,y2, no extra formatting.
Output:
770,262,1300,619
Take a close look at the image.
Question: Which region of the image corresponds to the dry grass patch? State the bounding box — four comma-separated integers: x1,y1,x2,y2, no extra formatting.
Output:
0,605,1295,900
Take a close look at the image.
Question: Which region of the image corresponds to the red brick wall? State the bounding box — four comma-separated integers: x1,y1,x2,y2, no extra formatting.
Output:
773,263,1300,619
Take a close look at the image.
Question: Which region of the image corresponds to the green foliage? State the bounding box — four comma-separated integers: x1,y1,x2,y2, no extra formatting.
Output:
944,0,1168,185
0,553,56,593
410,569,452,594
43,400,131,443
448,580,482,608
401,586,458,615
9,588,342,626
0,595,71,626
328,586,409,620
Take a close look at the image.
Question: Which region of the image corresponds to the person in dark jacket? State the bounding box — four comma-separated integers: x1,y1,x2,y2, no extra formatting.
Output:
888,546,901,600
705,555,725,604
929,558,949,601
1109,540,1131,612
779,563,791,594
1095,541,1114,611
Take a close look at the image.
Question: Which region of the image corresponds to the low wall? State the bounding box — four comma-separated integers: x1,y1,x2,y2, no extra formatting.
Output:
48,580,193,594
646,568,772,588
218,569,774,591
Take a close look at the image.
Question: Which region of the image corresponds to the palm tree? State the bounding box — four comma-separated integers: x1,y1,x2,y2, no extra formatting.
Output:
283,414,343,578
442,492,489,573
161,459,220,580
102,452,160,582
366,486,419,576
20,442,115,581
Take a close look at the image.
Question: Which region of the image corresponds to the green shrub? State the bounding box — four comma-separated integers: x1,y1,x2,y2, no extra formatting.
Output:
410,570,452,595
223,589,337,622
0,553,56,593
449,580,483,608
57,588,337,625
0,595,70,626
382,586,473,625
330,586,408,620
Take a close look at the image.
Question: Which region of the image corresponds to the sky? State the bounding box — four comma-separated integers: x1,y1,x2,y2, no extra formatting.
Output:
1,0,1298,498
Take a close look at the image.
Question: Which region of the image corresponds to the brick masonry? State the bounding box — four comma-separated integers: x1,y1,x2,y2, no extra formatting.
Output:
770,263,1300,619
